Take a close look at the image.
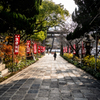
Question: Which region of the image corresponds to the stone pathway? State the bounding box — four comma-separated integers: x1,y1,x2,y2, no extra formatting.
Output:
0,53,100,100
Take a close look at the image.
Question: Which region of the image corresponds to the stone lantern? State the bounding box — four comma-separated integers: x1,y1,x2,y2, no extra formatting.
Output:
83,34,94,56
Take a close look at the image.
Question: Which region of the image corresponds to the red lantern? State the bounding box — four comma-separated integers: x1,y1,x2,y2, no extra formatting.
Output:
14,34,20,55
26,40,31,54
33,43,37,54
73,44,76,54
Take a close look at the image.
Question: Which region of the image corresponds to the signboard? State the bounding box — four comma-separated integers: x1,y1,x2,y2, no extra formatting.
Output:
14,34,20,55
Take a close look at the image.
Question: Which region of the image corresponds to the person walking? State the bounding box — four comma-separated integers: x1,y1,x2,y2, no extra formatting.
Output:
54,51,57,60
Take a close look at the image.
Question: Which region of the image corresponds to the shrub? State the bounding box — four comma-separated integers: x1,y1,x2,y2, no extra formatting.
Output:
83,55,100,71
73,56,80,61
64,53,73,59
97,60,100,72
81,66,87,70
95,72,100,79
73,61,79,66
62,54,100,80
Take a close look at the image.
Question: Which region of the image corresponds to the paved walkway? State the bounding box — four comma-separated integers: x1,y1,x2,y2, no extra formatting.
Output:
0,53,100,100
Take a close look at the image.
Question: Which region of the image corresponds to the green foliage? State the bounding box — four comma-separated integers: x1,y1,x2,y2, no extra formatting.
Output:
35,0,69,32
0,0,42,34
6,58,37,72
81,66,87,70
63,53,73,59
0,11,29,32
62,55,74,64
0,5,3,11
31,31,47,41
83,56,96,69
95,72,100,79
74,61,79,66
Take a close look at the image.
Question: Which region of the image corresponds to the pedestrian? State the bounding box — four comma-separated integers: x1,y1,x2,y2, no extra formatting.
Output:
54,51,57,60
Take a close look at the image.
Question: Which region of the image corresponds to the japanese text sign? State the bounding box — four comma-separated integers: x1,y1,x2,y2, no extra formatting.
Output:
14,34,20,55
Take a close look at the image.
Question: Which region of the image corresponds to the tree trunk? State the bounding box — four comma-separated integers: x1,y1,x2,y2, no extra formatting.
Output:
75,50,79,57
60,44,63,56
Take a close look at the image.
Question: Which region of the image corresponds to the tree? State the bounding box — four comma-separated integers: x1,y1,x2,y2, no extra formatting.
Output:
66,0,100,57
0,0,69,45
67,0,100,40
34,0,69,33
26,0,69,43
0,0,42,34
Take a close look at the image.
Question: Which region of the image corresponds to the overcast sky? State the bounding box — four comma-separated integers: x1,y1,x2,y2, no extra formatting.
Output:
52,0,78,14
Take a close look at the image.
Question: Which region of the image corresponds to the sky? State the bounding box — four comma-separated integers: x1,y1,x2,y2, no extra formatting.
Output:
52,0,78,14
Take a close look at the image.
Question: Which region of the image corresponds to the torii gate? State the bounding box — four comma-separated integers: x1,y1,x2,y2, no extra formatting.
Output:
43,31,67,53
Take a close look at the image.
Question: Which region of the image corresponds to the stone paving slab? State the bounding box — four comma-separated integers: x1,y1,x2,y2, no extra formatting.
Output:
0,53,100,100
